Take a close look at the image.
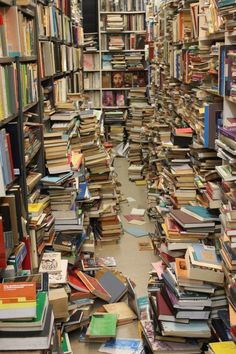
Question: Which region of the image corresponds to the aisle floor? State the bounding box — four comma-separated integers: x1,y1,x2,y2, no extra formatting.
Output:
70,158,157,353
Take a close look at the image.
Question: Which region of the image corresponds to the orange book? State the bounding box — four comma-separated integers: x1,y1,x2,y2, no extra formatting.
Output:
175,258,188,279
0,282,36,305
75,270,111,302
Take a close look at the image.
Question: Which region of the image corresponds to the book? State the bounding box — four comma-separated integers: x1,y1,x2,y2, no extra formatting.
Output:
68,272,90,293
0,291,48,331
160,320,211,338
0,282,36,320
188,244,222,270
0,305,54,350
76,270,111,302
96,270,127,304
39,252,62,273
87,313,117,338
103,302,137,325
102,91,114,107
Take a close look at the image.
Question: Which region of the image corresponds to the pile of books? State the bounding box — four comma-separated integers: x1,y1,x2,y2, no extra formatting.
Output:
78,109,122,243
0,282,54,351
144,241,228,352
128,164,144,181
108,35,125,51
126,52,145,70
84,33,98,51
105,14,124,32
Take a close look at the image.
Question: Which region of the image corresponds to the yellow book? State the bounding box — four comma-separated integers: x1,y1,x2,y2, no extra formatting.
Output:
135,180,146,186
210,341,236,354
28,202,44,213
0,301,36,309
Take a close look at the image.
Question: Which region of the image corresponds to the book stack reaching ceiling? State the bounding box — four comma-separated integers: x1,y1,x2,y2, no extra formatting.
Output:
142,0,236,351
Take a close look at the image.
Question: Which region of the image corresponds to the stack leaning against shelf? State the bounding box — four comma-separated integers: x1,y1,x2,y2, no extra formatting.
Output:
78,109,123,244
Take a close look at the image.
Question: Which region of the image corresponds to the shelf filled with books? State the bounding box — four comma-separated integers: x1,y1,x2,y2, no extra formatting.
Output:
142,0,236,351
98,0,148,143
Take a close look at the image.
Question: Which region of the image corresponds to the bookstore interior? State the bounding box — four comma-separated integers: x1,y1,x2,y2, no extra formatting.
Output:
2,0,236,353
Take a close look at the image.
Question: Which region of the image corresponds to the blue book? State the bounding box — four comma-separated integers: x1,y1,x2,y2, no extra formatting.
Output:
217,0,236,7
76,182,90,200
181,205,219,221
100,338,142,352
190,244,222,267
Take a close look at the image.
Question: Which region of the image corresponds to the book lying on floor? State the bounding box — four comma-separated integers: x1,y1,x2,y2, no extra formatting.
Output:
86,313,118,339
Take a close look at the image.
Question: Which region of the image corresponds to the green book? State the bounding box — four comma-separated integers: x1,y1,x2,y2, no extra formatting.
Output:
0,291,48,330
89,313,117,337
61,333,72,354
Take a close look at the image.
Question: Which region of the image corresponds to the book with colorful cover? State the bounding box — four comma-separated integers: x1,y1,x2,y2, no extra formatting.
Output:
188,244,222,270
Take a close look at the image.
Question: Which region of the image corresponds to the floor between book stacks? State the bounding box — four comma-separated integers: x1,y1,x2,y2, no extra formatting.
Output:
70,157,157,353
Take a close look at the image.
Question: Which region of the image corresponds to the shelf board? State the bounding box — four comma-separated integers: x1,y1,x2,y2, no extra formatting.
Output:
100,11,146,14
0,57,15,64
102,87,142,90
101,49,145,52
84,70,101,72
102,106,128,109
84,88,101,91
18,6,35,18
0,0,12,6
101,69,147,72
0,112,19,128
101,30,146,34
23,101,38,112
19,55,37,63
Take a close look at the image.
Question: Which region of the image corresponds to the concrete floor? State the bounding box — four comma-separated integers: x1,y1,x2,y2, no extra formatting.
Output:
70,158,157,353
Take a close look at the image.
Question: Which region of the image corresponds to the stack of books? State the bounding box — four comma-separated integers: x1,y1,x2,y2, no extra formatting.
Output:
105,14,124,32
111,54,126,69
84,33,98,51
168,164,196,207
125,52,145,70
0,282,54,351
128,164,144,181
108,35,125,51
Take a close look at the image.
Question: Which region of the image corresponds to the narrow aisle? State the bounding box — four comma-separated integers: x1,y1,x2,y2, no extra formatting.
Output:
70,157,157,353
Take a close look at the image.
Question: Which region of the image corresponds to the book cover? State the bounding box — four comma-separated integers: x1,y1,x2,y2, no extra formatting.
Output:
39,252,61,273
116,92,125,106
97,270,127,304
76,270,111,302
88,313,117,337
112,71,124,88
102,91,113,107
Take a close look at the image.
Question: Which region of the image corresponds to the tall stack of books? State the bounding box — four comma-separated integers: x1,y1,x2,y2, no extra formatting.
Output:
78,110,122,243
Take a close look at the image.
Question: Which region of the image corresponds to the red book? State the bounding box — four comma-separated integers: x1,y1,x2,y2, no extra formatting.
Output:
68,272,90,293
0,217,6,268
156,291,175,321
21,234,32,271
75,270,111,302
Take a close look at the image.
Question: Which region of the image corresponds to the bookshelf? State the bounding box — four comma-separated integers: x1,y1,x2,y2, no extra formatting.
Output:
99,0,147,143
81,0,147,141
141,0,236,352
